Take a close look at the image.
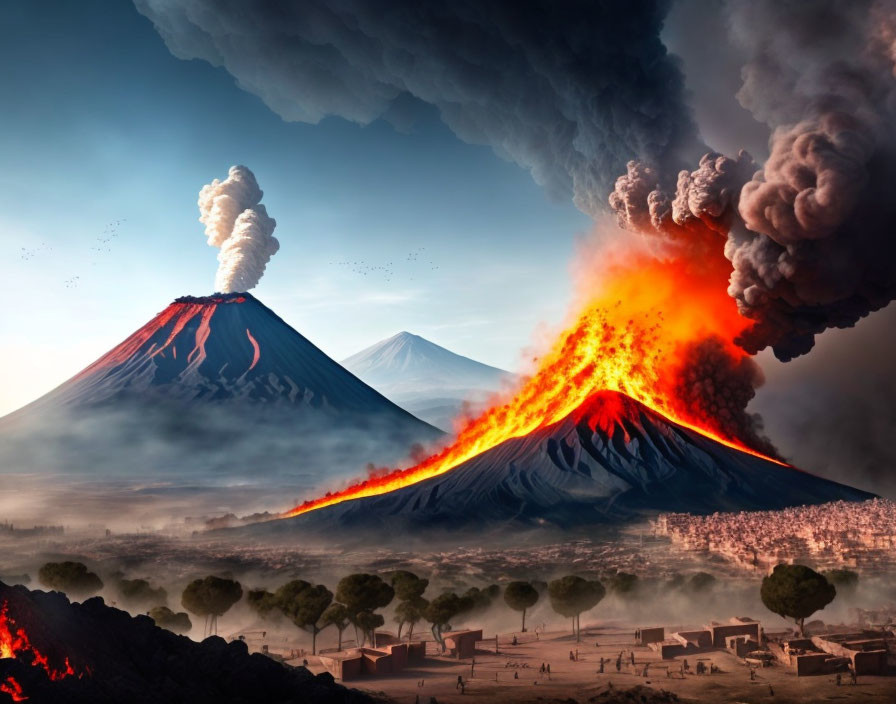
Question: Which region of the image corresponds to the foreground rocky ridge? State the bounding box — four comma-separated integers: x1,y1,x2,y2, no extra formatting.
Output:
0,581,381,704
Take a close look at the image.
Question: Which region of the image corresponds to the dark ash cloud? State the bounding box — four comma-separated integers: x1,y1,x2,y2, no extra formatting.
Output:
134,0,703,217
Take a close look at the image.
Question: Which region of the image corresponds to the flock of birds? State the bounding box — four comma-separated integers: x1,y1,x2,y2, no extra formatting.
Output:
19,220,126,289
89,219,126,256
329,247,440,283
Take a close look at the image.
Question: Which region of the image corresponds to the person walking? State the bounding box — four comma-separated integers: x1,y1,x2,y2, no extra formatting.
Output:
456,675,463,690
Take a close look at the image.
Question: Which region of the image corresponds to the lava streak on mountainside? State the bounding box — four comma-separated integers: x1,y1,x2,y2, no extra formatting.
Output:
283,245,785,519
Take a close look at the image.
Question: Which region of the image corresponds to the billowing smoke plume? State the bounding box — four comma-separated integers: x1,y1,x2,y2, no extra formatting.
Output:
611,0,896,362
198,165,279,293
134,0,702,218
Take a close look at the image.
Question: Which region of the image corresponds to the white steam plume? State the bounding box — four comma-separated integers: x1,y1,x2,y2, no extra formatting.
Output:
197,165,279,293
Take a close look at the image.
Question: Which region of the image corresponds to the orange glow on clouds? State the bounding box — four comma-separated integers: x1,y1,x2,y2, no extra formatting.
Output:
283,247,785,519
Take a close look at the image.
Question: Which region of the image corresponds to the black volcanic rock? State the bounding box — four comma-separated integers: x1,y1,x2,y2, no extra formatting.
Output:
254,391,874,535
0,581,381,704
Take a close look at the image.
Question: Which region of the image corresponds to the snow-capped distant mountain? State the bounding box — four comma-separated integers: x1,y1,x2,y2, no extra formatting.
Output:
1,293,439,482
341,331,517,431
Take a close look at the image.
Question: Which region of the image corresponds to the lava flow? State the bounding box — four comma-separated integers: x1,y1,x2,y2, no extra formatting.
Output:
283,248,786,519
1,599,81,700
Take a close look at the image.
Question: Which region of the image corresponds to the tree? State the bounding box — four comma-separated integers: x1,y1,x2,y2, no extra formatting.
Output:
390,571,430,640
390,571,428,601
822,569,859,596
394,597,429,642
321,603,351,650
503,581,539,632
117,578,168,609
424,592,471,652
547,576,606,641
355,610,385,646
38,561,103,599
246,588,280,619
688,572,717,593
148,606,192,634
274,580,333,655
606,572,639,599
761,564,836,635
335,574,394,646
181,576,243,637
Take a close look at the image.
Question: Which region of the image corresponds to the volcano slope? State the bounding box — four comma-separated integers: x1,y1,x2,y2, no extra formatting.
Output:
0,293,439,482
0,581,377,704
255,391,873,535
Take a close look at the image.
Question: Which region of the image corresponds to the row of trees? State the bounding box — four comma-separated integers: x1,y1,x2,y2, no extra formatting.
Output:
39,559,856,647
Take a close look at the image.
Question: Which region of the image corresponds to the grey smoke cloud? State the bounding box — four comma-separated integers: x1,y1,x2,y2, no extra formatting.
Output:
198,165,279,293
611,0,896,362
134,0,702,218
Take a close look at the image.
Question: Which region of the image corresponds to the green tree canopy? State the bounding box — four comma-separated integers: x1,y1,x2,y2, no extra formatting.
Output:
336,573,395,614
606,572,639,599
395,596,429,642
117,578,167,609
246,588,280,619
148,606,192,634
38,561,103,598
688,572,717,593
761,564,836,635
424,592,473,650
547,576,606,641
822,569,859,594
354,610,385,645
273,580,333,654
503,581,539,632
181,576,243,637
321,603,351,650
336,573,394,645
389,571,429,601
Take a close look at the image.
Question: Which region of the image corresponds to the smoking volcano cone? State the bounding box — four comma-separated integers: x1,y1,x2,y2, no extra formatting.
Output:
0,293,440,481
253,390,872,536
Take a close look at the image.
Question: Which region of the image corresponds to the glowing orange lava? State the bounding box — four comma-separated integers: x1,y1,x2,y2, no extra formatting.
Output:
283,251,786,518
1,599,80,700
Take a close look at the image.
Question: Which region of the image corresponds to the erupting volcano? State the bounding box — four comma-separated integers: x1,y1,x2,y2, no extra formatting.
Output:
275,247,871,528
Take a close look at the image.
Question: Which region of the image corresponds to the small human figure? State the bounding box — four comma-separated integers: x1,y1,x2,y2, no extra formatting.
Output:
750,668,756,681
514,671,519,680
547,664,551,675
575,648,579,661
302,658,308,667
635,628,640,642
643,662,649,677
616,655,622,672
768,684,774,696
683,659,690,673
540,663,545,674
456,674,463,690
630,651,635,666
599,657,605,674
511,635,518,646
569,650,575,661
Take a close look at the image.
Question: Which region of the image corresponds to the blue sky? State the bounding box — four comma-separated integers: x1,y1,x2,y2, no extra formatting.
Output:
0,0,590,415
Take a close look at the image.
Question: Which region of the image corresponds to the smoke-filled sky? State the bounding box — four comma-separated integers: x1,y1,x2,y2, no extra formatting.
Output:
1,0,895,496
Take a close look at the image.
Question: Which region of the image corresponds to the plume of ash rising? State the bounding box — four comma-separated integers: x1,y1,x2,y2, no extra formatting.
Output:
611,0,896,362
198,165,279,293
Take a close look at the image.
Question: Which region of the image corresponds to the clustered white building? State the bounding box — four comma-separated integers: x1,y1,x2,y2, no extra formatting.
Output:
653,499,896,573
